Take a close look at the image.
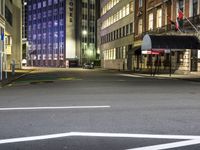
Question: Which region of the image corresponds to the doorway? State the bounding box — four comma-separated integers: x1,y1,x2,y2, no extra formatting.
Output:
191,49,198,71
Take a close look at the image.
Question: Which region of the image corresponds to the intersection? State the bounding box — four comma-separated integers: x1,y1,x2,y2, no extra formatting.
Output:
0,68,200,149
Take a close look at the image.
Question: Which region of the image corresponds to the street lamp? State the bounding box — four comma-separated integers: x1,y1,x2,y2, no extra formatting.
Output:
82,30,87,36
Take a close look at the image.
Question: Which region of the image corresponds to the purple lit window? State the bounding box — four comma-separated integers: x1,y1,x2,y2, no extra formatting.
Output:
33,14,36,20
28,5,31,11
53,9,58,16
43,12,47,18
38,2,41,9
33,4,36,10
43,1,47,7
48,21,52,28
38,13,41,19
48,0,52,6
28,15,32,21
43,22,46,28
59,19,64,26
54,20,58,26
48,10,52,17
54,0,58,4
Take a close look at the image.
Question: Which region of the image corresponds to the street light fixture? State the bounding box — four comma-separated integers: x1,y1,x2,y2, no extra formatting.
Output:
82,30,87,36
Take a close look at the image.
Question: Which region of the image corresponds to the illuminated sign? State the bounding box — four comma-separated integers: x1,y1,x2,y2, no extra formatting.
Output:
69,0,74,23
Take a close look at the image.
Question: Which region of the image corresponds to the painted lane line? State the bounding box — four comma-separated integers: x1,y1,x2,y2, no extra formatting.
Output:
0,132,73,144
1,132,200,145
70,132,200,140
0,106,111,111
127,139,200,150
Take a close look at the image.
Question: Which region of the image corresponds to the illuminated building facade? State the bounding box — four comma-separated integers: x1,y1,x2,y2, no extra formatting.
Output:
27,0,67,67
27,0,100,67
98,0,135,70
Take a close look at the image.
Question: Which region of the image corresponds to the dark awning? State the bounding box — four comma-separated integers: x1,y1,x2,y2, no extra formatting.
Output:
141,34,200,50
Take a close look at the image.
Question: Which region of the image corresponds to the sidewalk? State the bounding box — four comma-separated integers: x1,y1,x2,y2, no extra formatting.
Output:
130,72,200,82
0,69,33,87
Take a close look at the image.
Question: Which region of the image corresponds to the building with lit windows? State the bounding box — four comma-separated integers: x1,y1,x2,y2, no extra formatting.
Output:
98,0,135,70
0,0,22,81
131,0,200,74
0,0,5,80
5,0,22,70
26,0,99,67
76,0,100,65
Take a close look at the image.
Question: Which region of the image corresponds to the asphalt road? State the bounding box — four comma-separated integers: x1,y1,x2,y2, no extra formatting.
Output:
0,68,200,150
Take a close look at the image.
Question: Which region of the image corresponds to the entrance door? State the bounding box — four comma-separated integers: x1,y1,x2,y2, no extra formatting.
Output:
191,50,198,71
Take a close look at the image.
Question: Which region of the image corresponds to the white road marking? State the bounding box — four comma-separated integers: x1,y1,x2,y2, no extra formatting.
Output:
0,132,73,144
70,132,200,140
127,140,200,150
1,132,200,148
0,106,111,111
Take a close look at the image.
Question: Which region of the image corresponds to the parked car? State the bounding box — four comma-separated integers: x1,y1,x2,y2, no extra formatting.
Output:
83,62,94,69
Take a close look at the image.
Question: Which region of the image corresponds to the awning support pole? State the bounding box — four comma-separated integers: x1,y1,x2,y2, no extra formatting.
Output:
151,51,153,76
169,49,172,77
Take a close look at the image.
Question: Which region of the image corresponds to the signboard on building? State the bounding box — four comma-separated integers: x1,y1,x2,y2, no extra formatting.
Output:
69,0,74,23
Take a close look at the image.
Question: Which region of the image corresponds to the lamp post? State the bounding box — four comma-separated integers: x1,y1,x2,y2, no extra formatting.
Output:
82,30,88,64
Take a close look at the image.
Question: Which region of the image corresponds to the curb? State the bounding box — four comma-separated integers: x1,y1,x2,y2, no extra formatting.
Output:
125,73,200,82
0,70,34,88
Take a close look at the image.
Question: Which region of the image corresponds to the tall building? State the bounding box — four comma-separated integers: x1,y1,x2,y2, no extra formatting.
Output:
26,0,100,67
98,0,200,74
22,0,28,60
5,0,22,69
0,0,5,80
76,0,100,65
97,0,135,70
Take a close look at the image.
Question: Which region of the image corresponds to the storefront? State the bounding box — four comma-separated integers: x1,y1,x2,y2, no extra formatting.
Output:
140,34,200,75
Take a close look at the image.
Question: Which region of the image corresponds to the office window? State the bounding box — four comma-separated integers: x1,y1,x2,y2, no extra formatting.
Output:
43,1,47,7
139,0,142,8
178,0,184,12
48,0,52,6
5,6,13,26
193,0,198,16
156,9,162,28
148,13,153,30
138,19,142,34
38,2,41,9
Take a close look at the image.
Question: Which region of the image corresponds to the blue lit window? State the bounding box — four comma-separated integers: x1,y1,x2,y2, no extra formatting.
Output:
43,12,47,18
38,2,41,9
54,0,58,4
28,15,32,21
48,10,52,17
37,13,41,19
53,9,58,16
33,14,36,20
59,7,64,14
33,4,36,10
48,21,52,28
33,24,36,30
59,19,64,26
33,34,36,40
48,0,52,6
28,5,31,11
43,22,46,28
43,1,47,7
54,20,58,26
